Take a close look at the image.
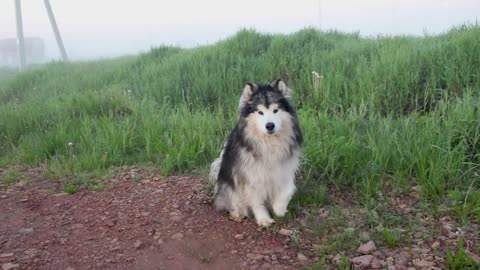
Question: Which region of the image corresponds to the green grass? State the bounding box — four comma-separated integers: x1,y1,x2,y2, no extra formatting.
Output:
0,24,479,208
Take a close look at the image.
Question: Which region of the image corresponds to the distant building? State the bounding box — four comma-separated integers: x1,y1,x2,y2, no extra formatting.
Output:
0,37,45,67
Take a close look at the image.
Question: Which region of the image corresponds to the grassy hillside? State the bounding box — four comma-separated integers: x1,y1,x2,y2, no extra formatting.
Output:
0,25,479,209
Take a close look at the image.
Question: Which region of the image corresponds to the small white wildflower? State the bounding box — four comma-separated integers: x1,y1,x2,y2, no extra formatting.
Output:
68,142,73,147
127,89,132,94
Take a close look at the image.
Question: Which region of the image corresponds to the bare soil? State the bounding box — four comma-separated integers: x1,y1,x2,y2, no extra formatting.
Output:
0,167,314,270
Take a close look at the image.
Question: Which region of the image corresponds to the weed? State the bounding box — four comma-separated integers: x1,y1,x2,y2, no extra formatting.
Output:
446,239,480,270
0,167,23,185
198,254,212,263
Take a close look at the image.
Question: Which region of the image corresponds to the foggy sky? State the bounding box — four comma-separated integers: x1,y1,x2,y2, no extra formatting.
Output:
0,0,479,61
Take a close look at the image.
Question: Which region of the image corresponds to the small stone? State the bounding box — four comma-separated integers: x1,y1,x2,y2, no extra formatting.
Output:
0,253,14,258
105,220,115,227
357,240,376,254
18,228,33,234
260,262,272,269
157,239,164,245
351,255,374,267
171,233,184,240
278,229,294,236
318,208,329,218
231,250,238,255
133,240,144,249
234,233,245,240
332,254,342,264
247,253,264,260
2,263,19,270
371,257,386,269
297,253,308,261
413,259,435,268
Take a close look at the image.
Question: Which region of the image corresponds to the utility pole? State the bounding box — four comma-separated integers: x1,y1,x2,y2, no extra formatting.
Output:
44,0,68,62
14,0,26,71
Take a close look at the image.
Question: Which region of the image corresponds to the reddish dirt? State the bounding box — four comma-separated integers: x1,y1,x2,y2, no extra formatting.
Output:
0,168,315,270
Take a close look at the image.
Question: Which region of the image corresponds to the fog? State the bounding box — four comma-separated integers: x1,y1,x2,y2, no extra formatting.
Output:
0,0,479,62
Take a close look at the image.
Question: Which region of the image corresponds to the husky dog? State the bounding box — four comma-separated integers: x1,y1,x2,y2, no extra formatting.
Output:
209,79,302,227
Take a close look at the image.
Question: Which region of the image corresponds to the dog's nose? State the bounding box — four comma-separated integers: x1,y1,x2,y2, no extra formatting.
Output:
266,122,275,132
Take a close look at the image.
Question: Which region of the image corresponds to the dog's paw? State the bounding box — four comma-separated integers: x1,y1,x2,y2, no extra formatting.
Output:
229,212,245,223
273,206,287,217
256,216,275,227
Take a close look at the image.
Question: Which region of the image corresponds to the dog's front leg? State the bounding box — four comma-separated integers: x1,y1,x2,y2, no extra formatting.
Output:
246,186,274,227
272,180,296,217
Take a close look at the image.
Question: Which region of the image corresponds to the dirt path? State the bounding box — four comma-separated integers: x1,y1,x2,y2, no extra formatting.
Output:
0,168,314,270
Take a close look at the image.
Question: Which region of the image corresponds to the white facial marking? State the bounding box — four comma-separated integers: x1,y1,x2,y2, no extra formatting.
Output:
256,104,282,135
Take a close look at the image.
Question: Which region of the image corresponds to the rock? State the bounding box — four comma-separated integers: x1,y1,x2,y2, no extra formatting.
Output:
133,240,144,249
332,254,342,264
371,257,386,269
413,259,435,268
17,228,33,234
297,253,308,261
260,262,272,269
2,263,19,270
247,253,264,260
357,240,376,254
395,251,410,265
351,255,373,267
171,233,184,240
278,229,293,236
0,253,14,258
318,208,329,218
234,233,245,240
105,220,115,227
231,250,238,255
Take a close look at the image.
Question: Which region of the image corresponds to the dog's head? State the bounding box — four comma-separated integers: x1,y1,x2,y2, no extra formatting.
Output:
238,79,294,136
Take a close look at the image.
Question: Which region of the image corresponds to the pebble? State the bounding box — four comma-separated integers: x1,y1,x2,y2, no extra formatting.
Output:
1,263,19,270
351,255,373,267
413,259,435,267
171,233,184,240
260,262,272,269
357,240,376,254
234,233,245,240
278,229,293,236
133,240,144,249
297,253,308,261
17,228,33,234
0,253,14,258
247,253,264,260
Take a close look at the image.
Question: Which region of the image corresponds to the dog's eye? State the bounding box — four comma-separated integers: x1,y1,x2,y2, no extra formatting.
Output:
273,109,279,114
258,111,264,115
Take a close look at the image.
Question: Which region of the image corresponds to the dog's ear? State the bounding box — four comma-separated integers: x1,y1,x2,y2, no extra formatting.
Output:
242,83,258,99
241,83,258,101
238,83,258,114
270,79,291,98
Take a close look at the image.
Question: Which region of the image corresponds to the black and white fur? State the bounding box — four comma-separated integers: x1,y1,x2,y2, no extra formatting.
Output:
209,79,302,227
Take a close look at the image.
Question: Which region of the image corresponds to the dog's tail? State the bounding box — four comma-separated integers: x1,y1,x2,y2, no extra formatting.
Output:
209,155,222,184
208,142,226,185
